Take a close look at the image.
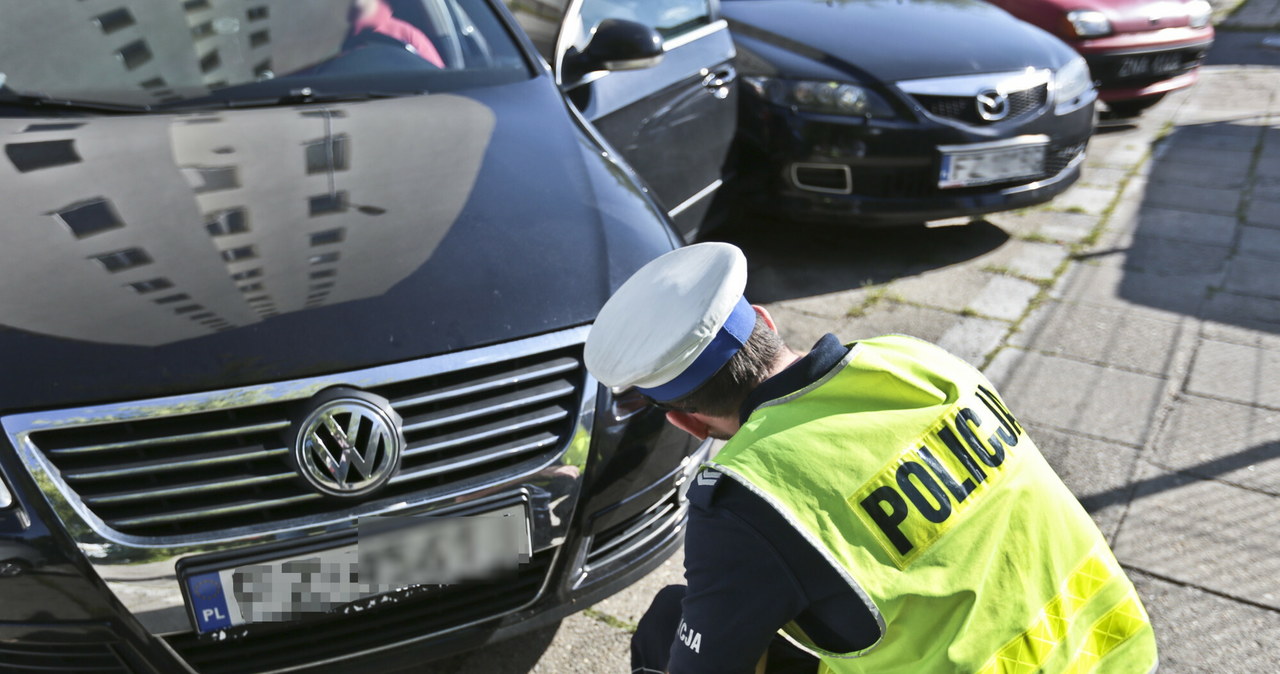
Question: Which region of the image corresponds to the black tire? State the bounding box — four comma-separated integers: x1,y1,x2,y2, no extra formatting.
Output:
1103,94,1166,119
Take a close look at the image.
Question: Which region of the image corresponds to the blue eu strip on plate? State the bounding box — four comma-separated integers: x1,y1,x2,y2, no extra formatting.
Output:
187,571,233,632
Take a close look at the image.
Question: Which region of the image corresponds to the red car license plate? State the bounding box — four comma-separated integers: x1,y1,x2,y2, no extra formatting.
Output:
1118,52,1182,78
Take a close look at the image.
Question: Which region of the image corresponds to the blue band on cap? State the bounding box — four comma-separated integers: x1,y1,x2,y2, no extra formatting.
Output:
637,297,756,403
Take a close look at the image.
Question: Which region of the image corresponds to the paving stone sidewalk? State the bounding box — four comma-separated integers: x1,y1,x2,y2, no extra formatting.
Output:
426,28,1280,674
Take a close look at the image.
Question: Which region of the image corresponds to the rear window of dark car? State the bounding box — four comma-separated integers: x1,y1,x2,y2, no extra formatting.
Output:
0,0,532,109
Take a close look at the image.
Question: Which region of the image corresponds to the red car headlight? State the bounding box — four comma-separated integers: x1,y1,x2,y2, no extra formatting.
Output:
1066,9,1112,37
1187,0,1213,28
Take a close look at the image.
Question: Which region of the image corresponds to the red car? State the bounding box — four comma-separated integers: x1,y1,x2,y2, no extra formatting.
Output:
988,0,1214,116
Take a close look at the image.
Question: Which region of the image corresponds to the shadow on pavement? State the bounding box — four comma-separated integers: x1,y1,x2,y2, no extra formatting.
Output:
707,218,1010,304
1106,118,1278,332
1204,31,1280,67
1079,440,1280,512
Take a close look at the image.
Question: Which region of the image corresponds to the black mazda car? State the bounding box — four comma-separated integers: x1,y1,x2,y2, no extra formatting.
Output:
721,0,1098,226
0,0,736,671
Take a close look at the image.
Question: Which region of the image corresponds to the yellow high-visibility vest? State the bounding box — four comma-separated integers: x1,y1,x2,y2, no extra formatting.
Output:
708,335,1157,674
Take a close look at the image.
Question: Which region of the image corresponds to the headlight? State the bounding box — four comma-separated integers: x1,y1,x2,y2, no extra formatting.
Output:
1066,10,1112,37
0,478,12,509
1187,0,1212,28
743,76,895,118
1054,57,1095,114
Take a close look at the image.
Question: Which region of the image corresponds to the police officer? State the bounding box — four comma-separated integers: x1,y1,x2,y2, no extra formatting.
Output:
584,242,1158,674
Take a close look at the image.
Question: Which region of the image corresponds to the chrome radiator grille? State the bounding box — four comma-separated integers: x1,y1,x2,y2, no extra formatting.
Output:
17,338,586,538
912,84,1048,125
584,488,684,572
0,640,130,674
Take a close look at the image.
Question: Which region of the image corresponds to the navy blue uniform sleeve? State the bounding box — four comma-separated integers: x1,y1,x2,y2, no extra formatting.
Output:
667,485,809,674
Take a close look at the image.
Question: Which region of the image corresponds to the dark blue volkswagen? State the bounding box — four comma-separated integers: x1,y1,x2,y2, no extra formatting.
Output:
0,0,735,671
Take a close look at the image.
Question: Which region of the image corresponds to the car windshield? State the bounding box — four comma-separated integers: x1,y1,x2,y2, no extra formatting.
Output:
0,0,530,111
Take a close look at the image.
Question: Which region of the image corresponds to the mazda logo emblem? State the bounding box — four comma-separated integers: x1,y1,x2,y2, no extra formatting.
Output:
976,90,1010,122
291,389,403,498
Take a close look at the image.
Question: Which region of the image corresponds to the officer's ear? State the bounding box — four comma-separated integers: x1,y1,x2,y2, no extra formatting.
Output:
752,304,778,332
666,410,710,441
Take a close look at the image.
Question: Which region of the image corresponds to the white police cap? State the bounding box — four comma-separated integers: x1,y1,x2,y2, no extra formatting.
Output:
585,242,756,403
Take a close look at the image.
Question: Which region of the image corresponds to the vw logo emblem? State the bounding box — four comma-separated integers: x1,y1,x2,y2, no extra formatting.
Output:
976,89,1010,122
291,389,403,498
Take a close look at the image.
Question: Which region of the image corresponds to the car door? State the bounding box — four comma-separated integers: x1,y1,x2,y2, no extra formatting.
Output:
510,0,735,241
566,1,736,240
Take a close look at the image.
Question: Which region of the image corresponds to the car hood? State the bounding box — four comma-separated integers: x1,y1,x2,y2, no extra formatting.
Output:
1028,0,1198,31
722,0,1072,83
0,77,676,412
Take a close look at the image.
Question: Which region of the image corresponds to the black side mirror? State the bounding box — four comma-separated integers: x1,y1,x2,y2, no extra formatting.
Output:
563,19,664,82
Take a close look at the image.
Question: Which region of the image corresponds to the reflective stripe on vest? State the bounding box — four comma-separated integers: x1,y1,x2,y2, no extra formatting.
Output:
978,548,1151,674
708,335,1157,674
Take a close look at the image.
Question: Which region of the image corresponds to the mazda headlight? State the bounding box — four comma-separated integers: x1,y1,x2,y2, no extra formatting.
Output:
743,76,895,118
1054,57,1095,114
1187,0,1212,28
1066,10,1112,37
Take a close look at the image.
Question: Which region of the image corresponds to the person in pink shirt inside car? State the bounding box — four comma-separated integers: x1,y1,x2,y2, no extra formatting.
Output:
349,0,445,69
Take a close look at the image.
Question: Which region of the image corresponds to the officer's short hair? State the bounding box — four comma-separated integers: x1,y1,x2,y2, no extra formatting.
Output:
665,315,784,418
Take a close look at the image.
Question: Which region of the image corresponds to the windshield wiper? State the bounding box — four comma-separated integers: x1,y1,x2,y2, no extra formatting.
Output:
0,82,420,115
0,73,150,113
270,87,425,105
164,87,427,111
0,88,150,113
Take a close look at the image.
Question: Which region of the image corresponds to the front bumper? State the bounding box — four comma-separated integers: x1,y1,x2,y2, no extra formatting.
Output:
0,327,704,672
0,478,692,674
1074,29,1213,101
733,82,1096,226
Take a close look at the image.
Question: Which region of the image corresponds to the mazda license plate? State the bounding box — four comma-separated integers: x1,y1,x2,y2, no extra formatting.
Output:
938,140,1047,189
183,504,531,633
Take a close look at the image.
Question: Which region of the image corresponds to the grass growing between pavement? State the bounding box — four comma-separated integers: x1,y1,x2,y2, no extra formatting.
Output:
1013,231,1057,244
862,292,1006,323
981,265,1057,289
583,608,639,634
844,283,1012,323
846,283,892,318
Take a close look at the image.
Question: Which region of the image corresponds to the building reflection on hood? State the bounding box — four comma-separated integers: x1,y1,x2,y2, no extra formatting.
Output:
0,93,495,347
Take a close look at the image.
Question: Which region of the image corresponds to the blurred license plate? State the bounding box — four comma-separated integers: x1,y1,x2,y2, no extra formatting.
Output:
1118,52,1182,78
184,504,530,633
938,142,1047,189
